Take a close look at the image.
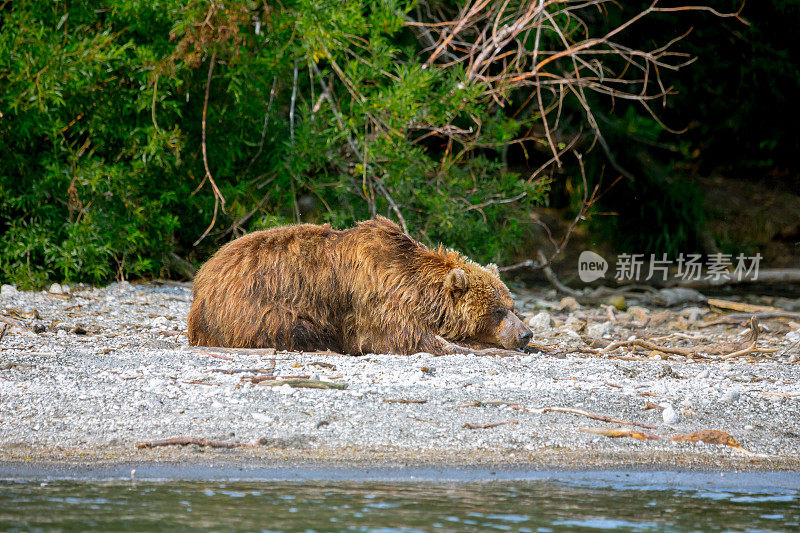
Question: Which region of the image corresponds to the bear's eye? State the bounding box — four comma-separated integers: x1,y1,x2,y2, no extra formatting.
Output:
493,308,507,320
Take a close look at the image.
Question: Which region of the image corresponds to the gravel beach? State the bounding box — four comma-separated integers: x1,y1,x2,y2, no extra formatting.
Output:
1,281,799,471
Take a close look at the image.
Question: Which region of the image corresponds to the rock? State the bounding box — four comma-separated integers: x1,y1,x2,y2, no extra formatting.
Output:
150,316,169,328
721,390,740,403
661,403,680,425
651,287,705,307
563,316,584,333
696,369,711,379
558,296,580,313
657,363,681,379
586,321,613,339
0,284,18,297
49,283,63,294
680,306,704,322
626,306,650,324
560,329,582,345
786,330,800,344
278,384,295,395
527,311,553,332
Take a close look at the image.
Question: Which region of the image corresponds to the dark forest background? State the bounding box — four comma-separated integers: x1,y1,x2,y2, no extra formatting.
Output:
1,1,798,288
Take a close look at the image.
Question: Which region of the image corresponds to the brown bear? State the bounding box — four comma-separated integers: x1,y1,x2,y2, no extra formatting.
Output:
187,217,532,355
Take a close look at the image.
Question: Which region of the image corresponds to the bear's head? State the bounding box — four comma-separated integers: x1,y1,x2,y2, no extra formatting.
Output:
443,261,533,351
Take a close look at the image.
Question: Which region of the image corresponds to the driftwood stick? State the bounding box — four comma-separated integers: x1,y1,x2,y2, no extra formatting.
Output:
258,378,347,390
0,316,32,332
707,298,783,314
136,437,248,449
208,365,275,375
533,406,657,430
383,398,428,404
243,374,309,384
698,311,800,328
463,420,518,429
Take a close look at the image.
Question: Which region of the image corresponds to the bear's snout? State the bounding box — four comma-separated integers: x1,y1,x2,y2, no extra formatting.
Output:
496,312,533,351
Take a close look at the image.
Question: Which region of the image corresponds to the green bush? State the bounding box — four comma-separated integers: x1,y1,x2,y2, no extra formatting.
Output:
1,1,550,288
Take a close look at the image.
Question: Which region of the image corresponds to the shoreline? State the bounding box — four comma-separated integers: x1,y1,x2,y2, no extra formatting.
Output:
2,452,799,483
1,281,799,476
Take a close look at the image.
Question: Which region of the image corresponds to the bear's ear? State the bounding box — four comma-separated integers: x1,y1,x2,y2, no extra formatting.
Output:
445,268,469,295
486,263,500,277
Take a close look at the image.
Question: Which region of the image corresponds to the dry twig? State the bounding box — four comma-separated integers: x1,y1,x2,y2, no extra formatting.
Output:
193,49,227,246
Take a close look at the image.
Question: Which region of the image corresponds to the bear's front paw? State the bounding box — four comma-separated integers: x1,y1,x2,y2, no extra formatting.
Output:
434,336,473,355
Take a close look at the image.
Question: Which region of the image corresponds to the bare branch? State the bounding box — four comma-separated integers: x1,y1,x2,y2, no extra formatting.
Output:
193,49,227,247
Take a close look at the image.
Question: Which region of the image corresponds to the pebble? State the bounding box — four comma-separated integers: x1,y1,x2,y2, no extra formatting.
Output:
278,384,295,395
696,369,711,379
721,390,740,403
586,321,613,339
0,284,18,297
563,316,584,332
558,297,580,313
559,329,582,344
661,404,680,425
49,283,63,294
527,311,553,332
786,330,800,344
150,316,169,328
680,307,704,322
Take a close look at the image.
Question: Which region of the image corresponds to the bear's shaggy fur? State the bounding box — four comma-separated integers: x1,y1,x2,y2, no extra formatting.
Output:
187,217,532,355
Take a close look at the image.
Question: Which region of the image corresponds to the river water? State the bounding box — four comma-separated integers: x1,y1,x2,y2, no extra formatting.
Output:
1,469,798,531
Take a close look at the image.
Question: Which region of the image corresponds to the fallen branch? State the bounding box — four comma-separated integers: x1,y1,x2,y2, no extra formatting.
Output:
698,311,800,327
602,339,694,358
383,398,428,404
533,406,657,429
715,317,780,360
707,298,783,314
458,400,657,429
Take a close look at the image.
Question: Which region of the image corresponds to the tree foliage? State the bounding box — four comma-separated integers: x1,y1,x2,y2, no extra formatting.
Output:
0,1,743,287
